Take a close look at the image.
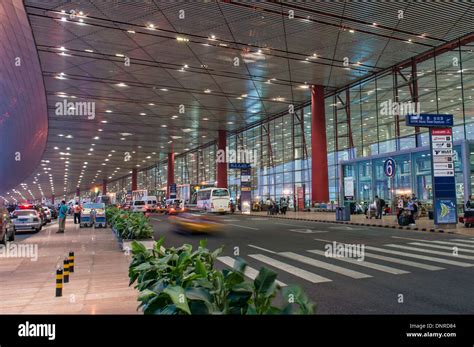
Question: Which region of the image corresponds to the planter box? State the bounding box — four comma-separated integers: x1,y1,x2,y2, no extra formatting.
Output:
122,237,155,253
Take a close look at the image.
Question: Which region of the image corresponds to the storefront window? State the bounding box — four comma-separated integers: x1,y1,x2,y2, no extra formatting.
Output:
357,161,372,203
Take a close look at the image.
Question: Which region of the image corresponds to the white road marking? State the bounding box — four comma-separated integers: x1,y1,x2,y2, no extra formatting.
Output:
279,252,371,279
329,226,358,231
250,218,269,221
314,238,335,243
307,250,409,275
427,241,474,249
361,252,444,271
451,239,474,244
248,254,332,284
217,256,286,287
248,244,277,254
408,242,474,254
392,236,474,248
228,224,259,230
289,228,328,234
150,218,162,222
365,246,474,267
385,244,474,260
221,219,239,222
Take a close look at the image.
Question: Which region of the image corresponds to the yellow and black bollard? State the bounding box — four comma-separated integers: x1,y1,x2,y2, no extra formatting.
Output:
68,251,75,273
63,258,70,283
55,268,63,297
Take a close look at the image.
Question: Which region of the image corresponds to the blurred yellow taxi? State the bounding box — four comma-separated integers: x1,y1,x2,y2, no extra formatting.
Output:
168,213,222,234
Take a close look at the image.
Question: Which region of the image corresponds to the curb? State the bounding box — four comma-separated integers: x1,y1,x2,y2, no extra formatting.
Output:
245,213,451,233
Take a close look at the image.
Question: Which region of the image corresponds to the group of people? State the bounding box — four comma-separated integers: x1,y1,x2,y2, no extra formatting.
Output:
55,201,83,233
396,194,422,226
265,197,289,215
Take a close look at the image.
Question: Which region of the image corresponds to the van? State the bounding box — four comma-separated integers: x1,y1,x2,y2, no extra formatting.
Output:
131,200,147,213
145,196,158,212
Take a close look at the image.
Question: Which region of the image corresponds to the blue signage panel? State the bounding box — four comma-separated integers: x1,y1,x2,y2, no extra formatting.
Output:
383,158,396,177
229,163,251,169
434,198,457,224
169,183,177,194
429,128,457,225
406,114,453,127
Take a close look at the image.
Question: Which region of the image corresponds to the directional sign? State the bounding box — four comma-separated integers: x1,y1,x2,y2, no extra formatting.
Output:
433,149,453,156
229,163,251,169
406,114,453,127
433,156,453,163
432,142,452,149
383,158,396,177
433,163,454,170
432,135,452,142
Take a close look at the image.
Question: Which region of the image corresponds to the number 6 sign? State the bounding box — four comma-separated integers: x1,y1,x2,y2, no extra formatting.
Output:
384,158,396,177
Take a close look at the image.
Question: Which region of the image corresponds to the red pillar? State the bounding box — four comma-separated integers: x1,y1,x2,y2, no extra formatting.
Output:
131,169,137,191
217,130,228,188
167,152,175,198
311,85,329,204
102,179,107,195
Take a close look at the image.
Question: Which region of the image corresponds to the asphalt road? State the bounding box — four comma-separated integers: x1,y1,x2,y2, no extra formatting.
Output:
149,212,474,314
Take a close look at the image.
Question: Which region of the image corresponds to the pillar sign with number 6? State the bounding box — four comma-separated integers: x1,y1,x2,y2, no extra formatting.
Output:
384,158,396,177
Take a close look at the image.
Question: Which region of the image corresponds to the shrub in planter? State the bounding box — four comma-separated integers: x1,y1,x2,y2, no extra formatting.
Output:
129,238,315,315
121,212,153,240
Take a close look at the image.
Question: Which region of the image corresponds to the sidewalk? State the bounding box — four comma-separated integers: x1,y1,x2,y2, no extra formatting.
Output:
0,218,139,314
246,211,474,236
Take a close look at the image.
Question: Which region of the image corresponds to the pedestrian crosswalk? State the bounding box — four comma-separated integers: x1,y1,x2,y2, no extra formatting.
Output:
216,237,474,286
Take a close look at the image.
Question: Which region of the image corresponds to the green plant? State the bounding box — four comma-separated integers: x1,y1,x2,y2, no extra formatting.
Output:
108,208,153,240
129,238,315,315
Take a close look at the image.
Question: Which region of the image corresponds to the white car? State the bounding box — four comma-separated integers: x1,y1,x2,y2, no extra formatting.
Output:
12,210,42,233
131,200,147,213
42,207,52,223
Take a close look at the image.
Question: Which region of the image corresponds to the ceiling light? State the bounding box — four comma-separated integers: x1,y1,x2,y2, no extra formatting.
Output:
120,138,125,140
204,89,211,93
176,37,189,42
227,121,234,124
147,24,155,30
85,49,93,53
54,147,59,150
161,124,167,127
148,103,155,106
203,118,209,121
65,135,73,138
93,136,100,140
209,34,216,40
116,83,127,87
115,53,124,57
101,120,108,123
127,30,136,34
140,113,146,116
349,29,355,33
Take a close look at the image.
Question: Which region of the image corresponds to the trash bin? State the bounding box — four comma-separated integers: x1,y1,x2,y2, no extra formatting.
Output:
336,207,350,221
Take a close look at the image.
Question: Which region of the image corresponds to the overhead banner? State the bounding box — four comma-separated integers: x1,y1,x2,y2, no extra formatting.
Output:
406,114,453,127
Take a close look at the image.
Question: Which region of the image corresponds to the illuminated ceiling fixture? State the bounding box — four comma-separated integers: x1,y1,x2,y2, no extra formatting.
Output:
147,24,155,30
85,49,93,53
127,30,136,34
349,29,355,33
115,53,124,57
160,88,168,92
139,113,146,116
148,103,155,106
176,37,189,42
204,89,211,93
101,120,108,123
116,82,127,87
209,34,216,40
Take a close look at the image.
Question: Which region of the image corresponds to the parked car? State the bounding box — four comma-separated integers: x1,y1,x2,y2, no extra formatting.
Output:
11,209,42,233
48,206,58,219
0,207,15,244
42,206,52,223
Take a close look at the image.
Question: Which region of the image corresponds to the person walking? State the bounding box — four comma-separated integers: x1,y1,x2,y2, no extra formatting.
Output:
56,200,68,234
73,202,82,224
280,198,287,215
266,198,272,215
374,195,382,219
407,199,415,225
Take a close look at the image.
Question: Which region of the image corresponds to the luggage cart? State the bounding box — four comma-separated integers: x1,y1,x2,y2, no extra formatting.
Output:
80,204,94,228
94,203,106,228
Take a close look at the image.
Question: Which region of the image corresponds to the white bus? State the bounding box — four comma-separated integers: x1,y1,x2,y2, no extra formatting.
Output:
196,188,230,213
